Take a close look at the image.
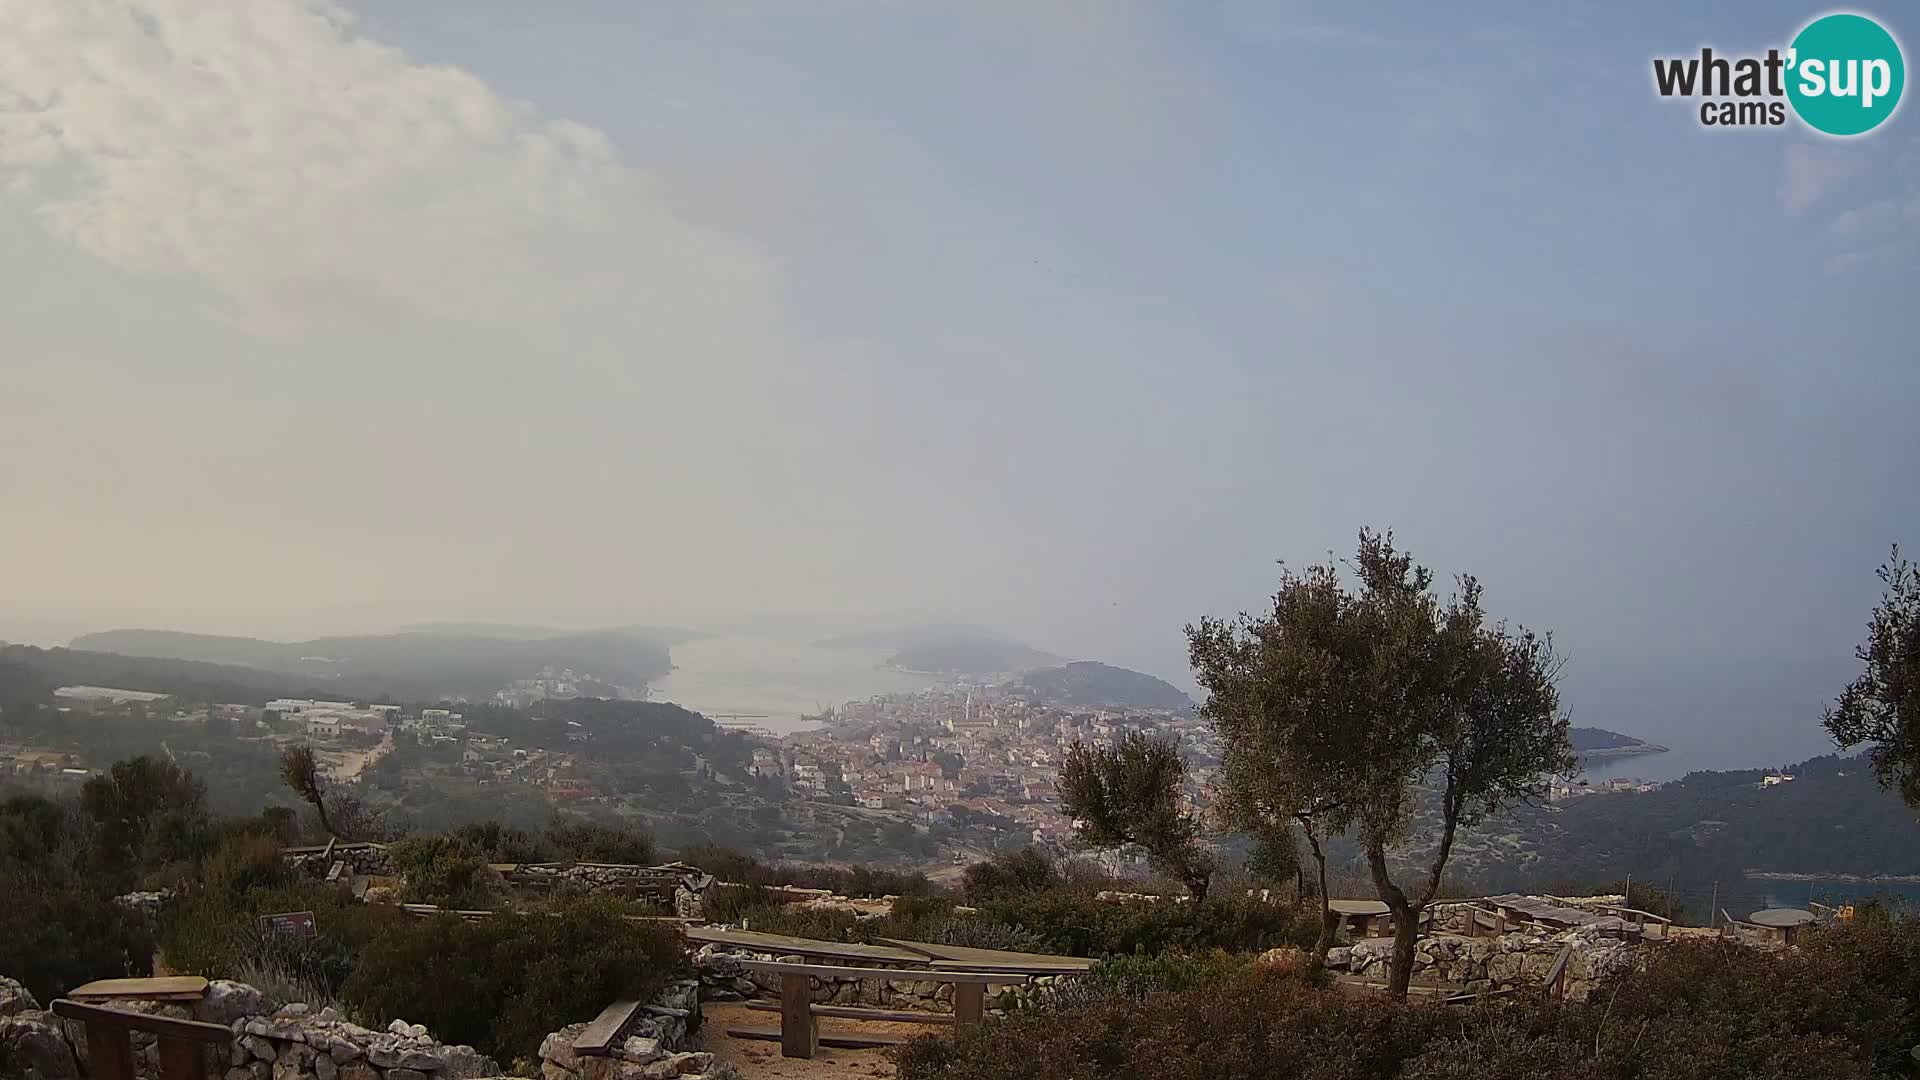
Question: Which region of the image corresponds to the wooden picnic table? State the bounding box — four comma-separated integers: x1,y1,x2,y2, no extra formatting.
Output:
724,959,1028,1059
685,925,930,965
1484,894,1635,936
872,937,1096,974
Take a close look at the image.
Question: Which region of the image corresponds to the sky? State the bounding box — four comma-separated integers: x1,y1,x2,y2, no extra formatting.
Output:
1,0,1916,700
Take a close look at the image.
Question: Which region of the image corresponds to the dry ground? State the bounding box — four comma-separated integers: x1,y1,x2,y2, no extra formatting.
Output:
701,1002,945,1080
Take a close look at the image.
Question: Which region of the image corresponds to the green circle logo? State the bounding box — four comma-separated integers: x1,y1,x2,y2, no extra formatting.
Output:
1787,13,1905,136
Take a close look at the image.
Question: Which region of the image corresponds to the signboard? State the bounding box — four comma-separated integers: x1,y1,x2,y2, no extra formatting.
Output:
258,911,318,938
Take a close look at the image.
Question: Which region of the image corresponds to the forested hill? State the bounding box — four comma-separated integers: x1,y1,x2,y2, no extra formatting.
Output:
1017,661,1192,710
1435,753,1920,899
0,643,342,706
70,628,673,702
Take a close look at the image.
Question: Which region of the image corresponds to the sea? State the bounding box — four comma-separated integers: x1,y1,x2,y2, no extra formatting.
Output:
648,632,937,734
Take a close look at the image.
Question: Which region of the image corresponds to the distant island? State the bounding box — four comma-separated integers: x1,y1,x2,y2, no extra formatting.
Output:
68,627,674,702
816,622,1063,676
1015,661,1192,710
1568,726,1668,760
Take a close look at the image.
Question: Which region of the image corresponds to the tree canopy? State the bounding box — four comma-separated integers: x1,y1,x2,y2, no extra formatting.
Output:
1189,529,1574,996
1825,545,1920,809
1059,731,1215,899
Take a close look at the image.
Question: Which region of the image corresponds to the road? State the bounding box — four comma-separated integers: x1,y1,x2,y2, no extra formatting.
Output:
323,730,393,782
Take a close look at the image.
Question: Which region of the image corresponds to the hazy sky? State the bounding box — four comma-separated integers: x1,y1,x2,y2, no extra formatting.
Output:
1,0,1915,687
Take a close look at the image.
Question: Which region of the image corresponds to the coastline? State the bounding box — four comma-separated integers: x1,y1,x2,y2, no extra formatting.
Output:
1745,871,1920,884
1575,742,1670,760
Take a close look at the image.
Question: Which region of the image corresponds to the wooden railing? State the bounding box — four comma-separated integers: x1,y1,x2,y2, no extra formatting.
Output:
51,1000,230,1080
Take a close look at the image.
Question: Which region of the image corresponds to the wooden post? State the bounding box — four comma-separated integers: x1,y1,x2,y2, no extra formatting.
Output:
953,982,986,1028
51,1000,228,1080
157,1036,204,1080
779,973,817,1059
84,1023,135,1080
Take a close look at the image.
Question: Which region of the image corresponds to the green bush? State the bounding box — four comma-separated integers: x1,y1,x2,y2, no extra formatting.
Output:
0,871,154,1003
339,896,688,1062
157,881,408,1003
386,835,504,909
1072,949,1247,1000
0,794,156,1001
450,821,556,864
671,843,934,897
546,820,657,865
976,889,1311,957
963,848,1060,903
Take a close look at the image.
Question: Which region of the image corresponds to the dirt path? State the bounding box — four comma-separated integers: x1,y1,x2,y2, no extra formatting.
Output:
701,1002,936,1079
326,730,393,782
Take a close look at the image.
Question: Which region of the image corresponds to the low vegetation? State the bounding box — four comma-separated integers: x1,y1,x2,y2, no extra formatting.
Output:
898,916,1920,1080
340,896,687,1063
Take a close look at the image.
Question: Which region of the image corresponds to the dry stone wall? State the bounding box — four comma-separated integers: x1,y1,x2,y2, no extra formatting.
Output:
0,977,501,1080
693,945,1057,1015
1328,925,1634,1002
534,982,732,1080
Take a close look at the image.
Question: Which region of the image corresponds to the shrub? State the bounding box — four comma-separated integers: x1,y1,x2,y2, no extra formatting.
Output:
963,847,1059,903
339,896,687,1061
386,835,504,909
898,966,1450,1080
546,820,657,865
451,821,556,863
0,794,155,1001
157,881,408,1003
896,920,1920,1080
0,871,154,1003
934,919,1050,955
671,843,935,898
976,889,1312,957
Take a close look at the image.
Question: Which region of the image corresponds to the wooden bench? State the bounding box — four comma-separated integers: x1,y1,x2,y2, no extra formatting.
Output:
724,960,1028,1059
51,1000,230,1080
67,977,209,1003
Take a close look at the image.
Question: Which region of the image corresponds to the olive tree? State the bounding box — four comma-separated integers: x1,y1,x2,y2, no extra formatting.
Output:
1825,545,1920,808
1192,530,1574,997
1059,731,1215,899
1189,558,1366,971
279,745,337,838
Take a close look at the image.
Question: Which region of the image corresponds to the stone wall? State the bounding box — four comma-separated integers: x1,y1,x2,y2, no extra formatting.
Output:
286,844,394,879
534,982,734,1080
1329,925,1634,1002
505,866,713,920
693,945,1061,1015
0,977,501,1080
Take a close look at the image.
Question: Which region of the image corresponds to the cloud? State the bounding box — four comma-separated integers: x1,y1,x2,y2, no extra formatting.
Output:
1778,142,1869,214
0,0,773,350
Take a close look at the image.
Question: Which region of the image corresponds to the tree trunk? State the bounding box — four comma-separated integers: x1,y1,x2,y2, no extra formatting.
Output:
311,795,336,839
1186,869,1210,903
1366,844,1418,999
1303,826,1336,973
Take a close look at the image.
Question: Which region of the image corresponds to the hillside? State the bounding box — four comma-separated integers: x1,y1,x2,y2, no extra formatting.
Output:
1405,753,1920,912
1017,661,1191,710
817,622,1062,675
887,637,1062,676
70,628,674,702
0,643,343,705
